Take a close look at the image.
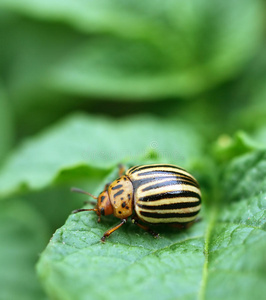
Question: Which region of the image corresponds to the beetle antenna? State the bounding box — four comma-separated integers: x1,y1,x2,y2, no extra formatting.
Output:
71,187,98,200
72,208,98,214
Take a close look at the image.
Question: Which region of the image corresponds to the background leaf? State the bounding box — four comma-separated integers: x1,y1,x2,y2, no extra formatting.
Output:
0,113,204,198
203,150,266,299
0,0,264,99
0,199,49,300
0,83,13,165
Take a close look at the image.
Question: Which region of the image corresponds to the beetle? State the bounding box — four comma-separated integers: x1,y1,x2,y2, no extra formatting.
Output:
72,164,201,242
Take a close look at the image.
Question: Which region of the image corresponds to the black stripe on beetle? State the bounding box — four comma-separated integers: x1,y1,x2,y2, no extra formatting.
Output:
135,170,199,188
132,175,197,190
130,164,186,174
138,190,201,202
141,179,198,192
137,200,201,210
140,210,199,218
128,165,141,173
136,169,195,179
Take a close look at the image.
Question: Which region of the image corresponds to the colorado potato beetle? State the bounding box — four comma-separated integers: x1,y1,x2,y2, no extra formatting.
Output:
72,164,201,242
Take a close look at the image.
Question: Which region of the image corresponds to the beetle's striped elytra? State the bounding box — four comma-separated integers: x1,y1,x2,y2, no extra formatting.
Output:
72,164,201,242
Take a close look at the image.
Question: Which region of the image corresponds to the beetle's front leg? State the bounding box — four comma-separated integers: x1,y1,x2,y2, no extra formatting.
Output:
131,216,159,238
101,218,127,242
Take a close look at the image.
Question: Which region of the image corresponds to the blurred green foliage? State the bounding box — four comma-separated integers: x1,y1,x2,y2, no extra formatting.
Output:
0,1,265,299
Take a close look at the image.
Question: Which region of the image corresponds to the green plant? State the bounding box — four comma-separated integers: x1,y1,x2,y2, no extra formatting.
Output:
0,1,265,299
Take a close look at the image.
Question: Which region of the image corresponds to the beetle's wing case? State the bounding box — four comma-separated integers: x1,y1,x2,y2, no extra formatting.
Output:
126,164,201,224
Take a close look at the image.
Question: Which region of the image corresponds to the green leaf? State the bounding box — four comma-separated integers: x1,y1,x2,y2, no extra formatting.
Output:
0,15,86,134
36,150,266,300
212,131,264,163
0,199,49,300
0,113,203,198
203,150,266,299
0,0,264,98
225,45,266,132
254,125,266,146
0,83,13,164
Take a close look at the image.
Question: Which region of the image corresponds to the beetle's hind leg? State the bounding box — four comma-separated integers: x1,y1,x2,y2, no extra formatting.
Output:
131,216,159,238
170,218,201,230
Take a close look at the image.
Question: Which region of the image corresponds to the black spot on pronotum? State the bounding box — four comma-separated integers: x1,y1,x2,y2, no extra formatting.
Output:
123,177,127,181
122,202,126,208
114,189,124,198
119,211,122,214
111,184,123,190
101,196,105,203
100,207,105,215
128,194,130,200
121,197,124,200
126,206,129,209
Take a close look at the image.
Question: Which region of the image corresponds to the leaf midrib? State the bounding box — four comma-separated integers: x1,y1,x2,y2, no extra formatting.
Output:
198,206,218,300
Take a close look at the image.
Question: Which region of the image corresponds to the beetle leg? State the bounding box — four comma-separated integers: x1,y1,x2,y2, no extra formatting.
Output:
103,164,125,191
72,208,98,214
83,200,97,206
194,217,202,223
101,218,127,242
171,217,201,229
104,182,112,190
118,164,126,177
131,217,159,238
170,219,199,229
